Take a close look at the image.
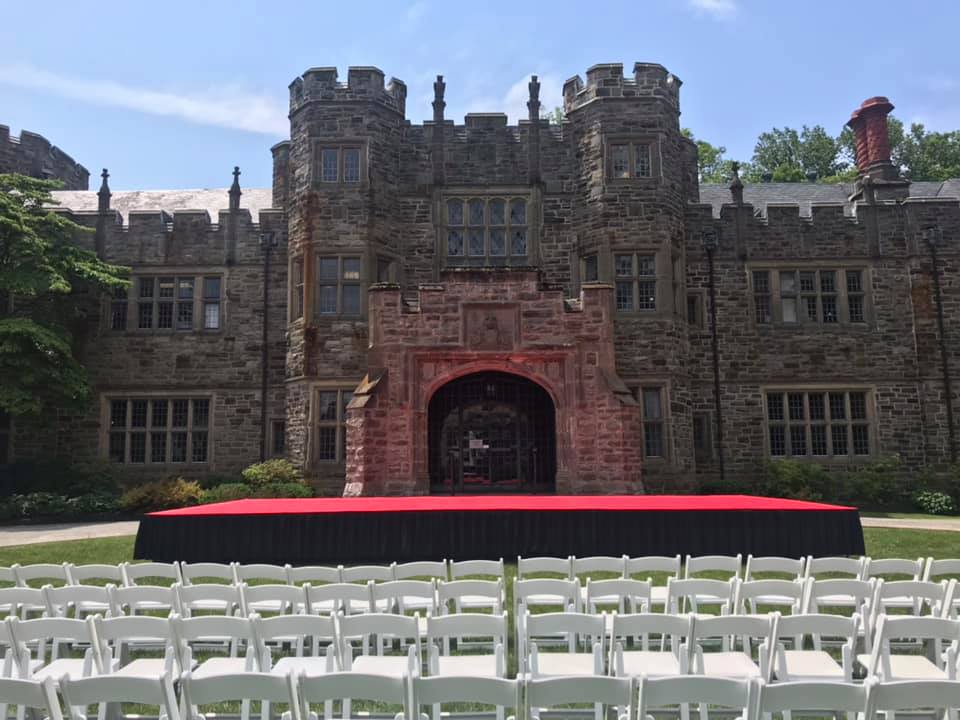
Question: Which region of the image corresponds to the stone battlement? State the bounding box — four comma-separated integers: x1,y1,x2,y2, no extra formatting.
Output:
562,62,681,114
0,124,89,190
289,66,407,116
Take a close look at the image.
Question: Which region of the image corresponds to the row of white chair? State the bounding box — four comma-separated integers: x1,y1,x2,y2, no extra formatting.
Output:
5,608,957,689
7,554,958,588
6,670,960,720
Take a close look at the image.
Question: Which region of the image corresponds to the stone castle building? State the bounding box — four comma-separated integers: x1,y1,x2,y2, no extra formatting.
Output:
4,62,960,495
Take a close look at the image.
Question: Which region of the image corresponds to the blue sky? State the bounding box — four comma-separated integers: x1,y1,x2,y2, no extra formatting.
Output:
2,0,957,191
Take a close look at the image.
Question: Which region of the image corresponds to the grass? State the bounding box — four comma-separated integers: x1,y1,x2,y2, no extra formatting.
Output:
862,511,960,521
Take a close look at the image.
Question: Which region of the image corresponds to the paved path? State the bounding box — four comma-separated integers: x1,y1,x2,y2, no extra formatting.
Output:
860,516,960,533
0,521,140,548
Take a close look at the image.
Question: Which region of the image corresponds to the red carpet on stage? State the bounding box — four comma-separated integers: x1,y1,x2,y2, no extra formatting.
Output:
150,494,855,516
135,494,864,564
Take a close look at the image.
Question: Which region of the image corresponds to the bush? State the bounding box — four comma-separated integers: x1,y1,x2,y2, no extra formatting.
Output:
199,483,252,504
13,492,72,517
200,480,313,504
241,459,303,487
0,457,123,498
914,490,957,516
841,456,910,509
67,493,121,515
119,478,203,513
759,460,835,501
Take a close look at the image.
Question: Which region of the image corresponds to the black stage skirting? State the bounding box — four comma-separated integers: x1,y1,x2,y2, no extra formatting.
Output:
134,495,865,563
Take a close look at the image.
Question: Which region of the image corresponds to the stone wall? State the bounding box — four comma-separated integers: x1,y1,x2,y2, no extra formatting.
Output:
0,124,89,190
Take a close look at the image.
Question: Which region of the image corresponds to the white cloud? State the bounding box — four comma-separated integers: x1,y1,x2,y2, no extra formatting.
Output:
0,63,287,136
688,0,738,19
465,73,564,124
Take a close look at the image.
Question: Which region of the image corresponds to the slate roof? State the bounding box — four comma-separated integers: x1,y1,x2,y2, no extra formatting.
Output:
698,180,960,217
49,188,276,224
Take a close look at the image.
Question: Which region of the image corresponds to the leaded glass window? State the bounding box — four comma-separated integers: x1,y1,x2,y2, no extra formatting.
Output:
445,196,529,266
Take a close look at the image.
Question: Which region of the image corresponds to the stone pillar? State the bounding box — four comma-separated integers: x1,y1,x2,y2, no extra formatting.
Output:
527,75,541,185
95,168,111,257
226,166,241,265
431,75,446,186
271,141,291,209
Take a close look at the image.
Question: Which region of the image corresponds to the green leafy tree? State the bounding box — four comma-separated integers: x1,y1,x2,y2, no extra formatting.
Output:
682,129,745,183
542,106,565,125
899,124,960,181
0,174,129,416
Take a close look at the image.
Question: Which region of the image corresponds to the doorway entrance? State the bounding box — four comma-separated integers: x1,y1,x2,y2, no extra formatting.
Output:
428,371,556,493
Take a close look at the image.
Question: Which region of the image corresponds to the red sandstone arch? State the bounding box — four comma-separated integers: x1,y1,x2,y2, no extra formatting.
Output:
421,359,563,412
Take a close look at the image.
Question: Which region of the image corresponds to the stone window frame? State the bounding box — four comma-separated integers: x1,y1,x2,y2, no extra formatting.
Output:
314,386,355,464
749,263,872,327
614,252,657,313
101,393,214,465
628,382,671,462
440,189,536,269
692,411,713,463
762,386,876,461
270,419,286,457
316,255,364,318
687,291,706,330
0,410,11,465
290,256,305,322
581,253,600,284
604,135,662,184
376,254,399,283
111,272,225,334
312,140,368,186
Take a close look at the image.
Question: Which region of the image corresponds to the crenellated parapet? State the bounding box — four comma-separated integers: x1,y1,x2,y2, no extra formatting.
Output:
562,62,682,114
289,66,407,116
0,124,89,190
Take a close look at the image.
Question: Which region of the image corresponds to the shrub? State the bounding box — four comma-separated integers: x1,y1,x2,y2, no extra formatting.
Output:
841,456,910,509
199,483,252,504
255,482,313,499
67,493,121,515
119,478,203,513
14,492,72,517
759,460,834,501
241,459,303,487
0,457,122,498
914,490,957,516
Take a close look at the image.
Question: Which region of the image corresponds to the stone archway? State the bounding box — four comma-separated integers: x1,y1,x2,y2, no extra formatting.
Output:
427,371,556,493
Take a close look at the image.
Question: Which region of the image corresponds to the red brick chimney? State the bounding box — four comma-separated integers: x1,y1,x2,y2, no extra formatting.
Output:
847,96,896,179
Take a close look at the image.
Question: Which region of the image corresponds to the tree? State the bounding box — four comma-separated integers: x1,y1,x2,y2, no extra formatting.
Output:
543,106,565,125
0,174,129,417
899,123,960,181
751,125,848,180
682,129,742,183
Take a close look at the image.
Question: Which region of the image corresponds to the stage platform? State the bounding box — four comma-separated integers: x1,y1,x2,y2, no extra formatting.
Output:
134,494,865,564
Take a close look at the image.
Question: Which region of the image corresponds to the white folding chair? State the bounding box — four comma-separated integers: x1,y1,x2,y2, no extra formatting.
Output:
744,555,805,582
517,556,572,580
170,614,258,679
626,555,681,610
121,562,182,588
771,613,860,682
866,556,926,581
0,588,48,620
7,616,103,681
859,614,960,681
372,580,436,619
437,579,503,615
336,613,420,678
180,670,297,720
394,561,448,581
685,554,743,580
871,579,955,625
67,564,124,587
666,577,736,616
513,578,580,623
637,675,754,720
306,583,372,616
925,558,960,617
14,564,71,588
108,585,177,616
573,556,627,607
804,556,866,581
689,613,776,680
0,676,63,720
340,565,395,584
734,579,806,615
241,583,308,616
413,675,518,720
179,562,236,585
234,563,291,585
60,670,181,720
869,679,960,720
296,671,408,720
93,614,178,678
287,565,342,587
426,612,506,677
756,678,868,720
522,611,605,677
449,559,504,581
804,578,876,647
585,578,650,614
43,585,115,620
525,675,632,720
253,613,338,677
174,582,244,617
609,612,693,678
